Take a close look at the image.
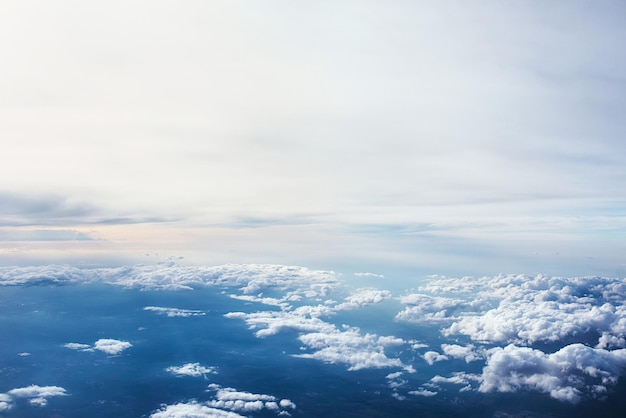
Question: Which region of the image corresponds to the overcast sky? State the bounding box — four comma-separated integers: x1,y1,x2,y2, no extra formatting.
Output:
1,1,625,276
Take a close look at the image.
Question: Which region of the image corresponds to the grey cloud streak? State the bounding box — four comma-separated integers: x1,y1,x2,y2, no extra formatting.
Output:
0,191,177,227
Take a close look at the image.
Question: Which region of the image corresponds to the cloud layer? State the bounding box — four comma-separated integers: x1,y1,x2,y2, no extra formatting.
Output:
6,262,626,406
1,1,626,278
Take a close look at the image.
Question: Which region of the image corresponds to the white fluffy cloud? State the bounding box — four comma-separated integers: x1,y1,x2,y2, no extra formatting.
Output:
392,273,626,400
166,363,217,378
480,344,626,403
151,385,295,418
399,274,626,349
441,344,483,363
336,288,392,310
226,307,412,372
94,339,133,355
423,351,448,365
151,402,247,418
144,306,206,317
295,327,410,371
395,293,471,322
2,385,67,408
0,394,11,412
224,306,336,338
207,384,295,414
65,339,132,355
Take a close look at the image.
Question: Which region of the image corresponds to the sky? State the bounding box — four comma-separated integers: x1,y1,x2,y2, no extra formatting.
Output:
1,0,626,277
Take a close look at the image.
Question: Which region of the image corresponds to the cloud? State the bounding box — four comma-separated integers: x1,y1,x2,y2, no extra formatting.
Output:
395,293,471,322
224,306,336,338
398,274,626,350
295,327,411,372
439,275,626,346
226,306,412,372
166,363,217,378
441,344,483,363
386,371,403,380
65,339,132,355
0,191,173,227
354,272,384,279
64,343,94,352
151,402,247,418
0,393,11,412
0,229,94,242
144,306,206,317
0,192,95,227
151,385,295,417
423,351,448,365
1,1,626,277
207,385,296,414
94,339,133,355
2,385,67,408
336,288,392,310
228,294,291,309
0,264,339,293
480,344,626,403
409,388,438,397
431,372,482,386
391,272,626,401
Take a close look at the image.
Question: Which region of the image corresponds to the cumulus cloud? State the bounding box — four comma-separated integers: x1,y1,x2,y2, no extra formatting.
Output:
166,363,217,378
65,339,132,355
441,344,483,362
336,288,392,310
224,305,336,338
391,273,626,400
144,306,206,317
151,402,247,418
294,327,411,371
227,306,411,372
409,388,438,397
386,371,403,380
94,339,133,355
151,385,295,417
409,274,626,348
0,393,11,412
395,293,471,322
480,344,626,403
431,372,482,386
423,351,448,365
207,385,295,414
2,385,67,407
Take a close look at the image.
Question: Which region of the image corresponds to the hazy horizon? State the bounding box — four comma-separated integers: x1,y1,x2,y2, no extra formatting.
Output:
2,1,626,417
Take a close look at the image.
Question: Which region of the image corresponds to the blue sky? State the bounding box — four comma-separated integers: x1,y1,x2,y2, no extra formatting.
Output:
1,1,625,277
